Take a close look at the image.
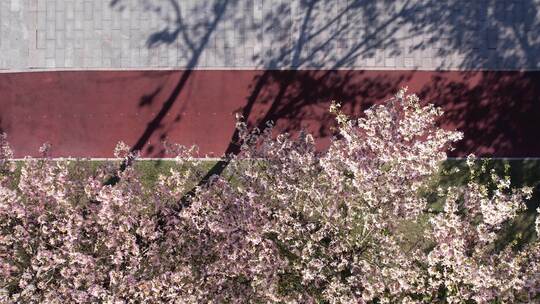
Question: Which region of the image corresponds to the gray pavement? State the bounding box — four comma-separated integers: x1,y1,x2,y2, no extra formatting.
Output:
1,0,540,71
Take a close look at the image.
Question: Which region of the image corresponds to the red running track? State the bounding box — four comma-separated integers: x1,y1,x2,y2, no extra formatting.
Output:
1,70,539,158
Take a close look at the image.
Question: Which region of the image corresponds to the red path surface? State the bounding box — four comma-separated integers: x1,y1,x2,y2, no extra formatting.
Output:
1,70,539,158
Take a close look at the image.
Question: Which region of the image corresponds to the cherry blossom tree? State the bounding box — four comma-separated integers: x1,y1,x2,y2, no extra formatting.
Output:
1,88,539,303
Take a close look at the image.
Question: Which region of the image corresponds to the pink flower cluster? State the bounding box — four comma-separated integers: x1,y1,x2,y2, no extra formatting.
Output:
1,88,539,303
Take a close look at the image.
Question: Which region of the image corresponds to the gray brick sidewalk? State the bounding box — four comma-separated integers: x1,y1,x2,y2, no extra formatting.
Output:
1,0,540,70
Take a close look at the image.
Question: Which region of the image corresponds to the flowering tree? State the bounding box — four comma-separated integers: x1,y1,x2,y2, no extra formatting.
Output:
1,88,539,303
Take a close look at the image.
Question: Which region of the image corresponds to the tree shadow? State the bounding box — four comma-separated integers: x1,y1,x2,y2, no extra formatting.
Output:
108,0,540,204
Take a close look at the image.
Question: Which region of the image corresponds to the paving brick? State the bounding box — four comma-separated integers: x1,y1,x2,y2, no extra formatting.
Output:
36,30,46,49
74,11,83,29
94,11,103,30
37,10,46,28
102,57,112,68
37,1,46,12
29,49,46,67
46,21,55,39
74,31,84,48
65,21,74,39
55,0,64,12
46,1,55,21
55,30,65,48
83,1,92,20
55,10,64,30
65,1,74,19
45,57,56,68
45,40,55,58
55,49,64,67
64,45,74,67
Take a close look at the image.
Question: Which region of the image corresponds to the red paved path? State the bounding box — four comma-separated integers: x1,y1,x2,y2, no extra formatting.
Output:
1,70,539,158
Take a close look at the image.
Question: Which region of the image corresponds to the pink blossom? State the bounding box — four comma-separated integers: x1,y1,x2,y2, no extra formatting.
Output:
0,91,539,302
